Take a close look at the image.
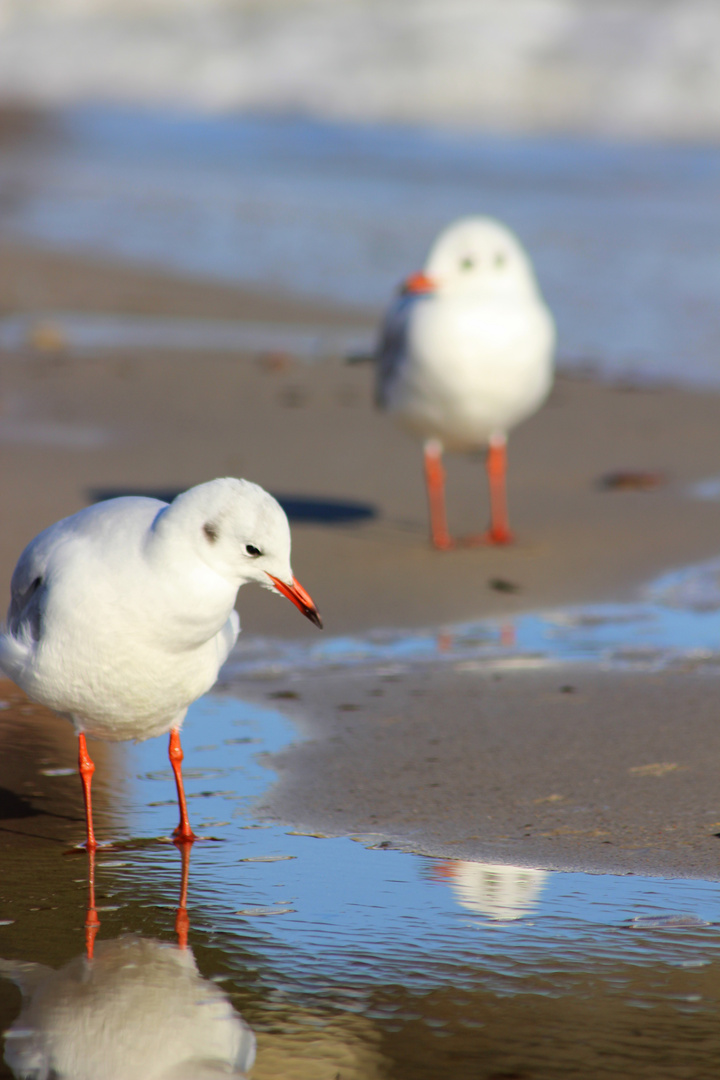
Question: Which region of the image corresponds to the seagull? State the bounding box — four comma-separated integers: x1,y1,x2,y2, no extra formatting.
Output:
376,216,555,549
0,478,322,850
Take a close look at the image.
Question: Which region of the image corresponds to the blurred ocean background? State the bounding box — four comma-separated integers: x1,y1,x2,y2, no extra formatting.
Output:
3,0,720,138
2,0,720,385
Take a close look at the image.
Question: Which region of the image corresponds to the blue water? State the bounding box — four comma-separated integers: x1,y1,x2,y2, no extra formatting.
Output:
4,559,720,1075
3,107,720,388
222,556,720,681
109,696,720,987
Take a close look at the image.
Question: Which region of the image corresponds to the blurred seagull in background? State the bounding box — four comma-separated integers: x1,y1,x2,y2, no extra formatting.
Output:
376,216,555,549
0,478,322,850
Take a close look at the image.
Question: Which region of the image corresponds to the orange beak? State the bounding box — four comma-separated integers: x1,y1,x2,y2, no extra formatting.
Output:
267,573,323,629
401,271,436,296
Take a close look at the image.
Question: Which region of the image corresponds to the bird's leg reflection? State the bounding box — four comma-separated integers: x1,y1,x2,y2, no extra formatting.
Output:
0,842,256,1078
85,848,101,960
168,727,197,844
77,732,98,852
423,439,454,550
175,839,191,949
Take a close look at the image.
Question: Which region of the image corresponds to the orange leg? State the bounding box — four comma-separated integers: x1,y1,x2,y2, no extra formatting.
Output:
423,440,453,550
175,839,191,949
485,437,513,545
85,847,101,960
169,728,196,845
78,733,98,852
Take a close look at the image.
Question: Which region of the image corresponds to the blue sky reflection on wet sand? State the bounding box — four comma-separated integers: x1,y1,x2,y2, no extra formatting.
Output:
114,686,720,979
219,555,720,680
92,689,720,1080
6,562,720,1075
111,554,720,976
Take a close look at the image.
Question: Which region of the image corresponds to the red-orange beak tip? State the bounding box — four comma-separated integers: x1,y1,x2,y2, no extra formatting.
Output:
401,271,436,296
267,573,323,630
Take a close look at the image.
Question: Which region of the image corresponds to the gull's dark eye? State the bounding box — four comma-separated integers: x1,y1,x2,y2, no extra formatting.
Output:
460,256,475,271
245,544,262,558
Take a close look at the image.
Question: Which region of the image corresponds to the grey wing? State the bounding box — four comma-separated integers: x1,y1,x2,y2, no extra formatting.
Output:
6,525,61,640
374,297,411,409
6,496,165,641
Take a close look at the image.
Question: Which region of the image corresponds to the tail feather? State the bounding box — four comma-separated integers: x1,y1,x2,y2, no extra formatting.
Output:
0,626,34,686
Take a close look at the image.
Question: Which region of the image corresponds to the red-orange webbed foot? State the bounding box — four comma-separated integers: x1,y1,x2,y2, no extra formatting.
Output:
457,527,515,547
172,825,197,846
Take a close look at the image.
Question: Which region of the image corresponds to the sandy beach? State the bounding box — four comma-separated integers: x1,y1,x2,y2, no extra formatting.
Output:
5,11,720,1065
2,240,720,880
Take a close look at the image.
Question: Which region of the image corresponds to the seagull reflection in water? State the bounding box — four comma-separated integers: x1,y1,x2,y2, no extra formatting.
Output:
0,846,256,1080
434,860,548,921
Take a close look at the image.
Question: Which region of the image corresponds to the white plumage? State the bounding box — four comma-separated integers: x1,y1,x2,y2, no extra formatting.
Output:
377,216,555,547
0,478,321,847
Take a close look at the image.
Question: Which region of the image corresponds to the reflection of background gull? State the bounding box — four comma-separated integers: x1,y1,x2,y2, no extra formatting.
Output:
0,936,256,1080
435,860,548,921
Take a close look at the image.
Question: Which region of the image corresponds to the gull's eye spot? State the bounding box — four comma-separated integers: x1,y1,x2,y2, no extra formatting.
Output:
494,252,507,268
203,522,219,543
245,544,262,558
460,256,475,271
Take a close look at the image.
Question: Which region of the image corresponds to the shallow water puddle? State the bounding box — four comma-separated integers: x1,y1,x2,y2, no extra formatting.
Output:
2,695,718,1078
226,556,720,681
4,561,720,1076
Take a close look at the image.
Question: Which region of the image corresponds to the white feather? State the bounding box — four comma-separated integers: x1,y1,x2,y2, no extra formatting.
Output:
0,478,296,742
377,216,555,452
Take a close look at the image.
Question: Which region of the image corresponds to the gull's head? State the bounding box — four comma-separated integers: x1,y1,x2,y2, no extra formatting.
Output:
402,216,540,302
159,478,322,628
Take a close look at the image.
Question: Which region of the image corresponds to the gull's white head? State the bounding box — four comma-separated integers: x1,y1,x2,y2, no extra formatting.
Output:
403,216,541,302
155,478,322,627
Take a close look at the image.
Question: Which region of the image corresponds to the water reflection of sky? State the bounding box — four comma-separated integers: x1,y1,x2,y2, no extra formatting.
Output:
108,694,720,992
224,557,720,680
117,555,720,983
5,562,720,1075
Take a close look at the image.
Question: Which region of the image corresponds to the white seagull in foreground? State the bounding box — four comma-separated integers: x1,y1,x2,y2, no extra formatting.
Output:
0,478,322,850
376,216,555,549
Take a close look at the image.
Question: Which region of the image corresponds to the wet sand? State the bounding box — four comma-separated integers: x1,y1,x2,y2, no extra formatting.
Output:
3,241,720,878
248,665,720,880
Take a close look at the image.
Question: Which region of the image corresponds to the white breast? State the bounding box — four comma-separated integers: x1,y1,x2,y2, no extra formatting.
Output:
387,292,555,451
